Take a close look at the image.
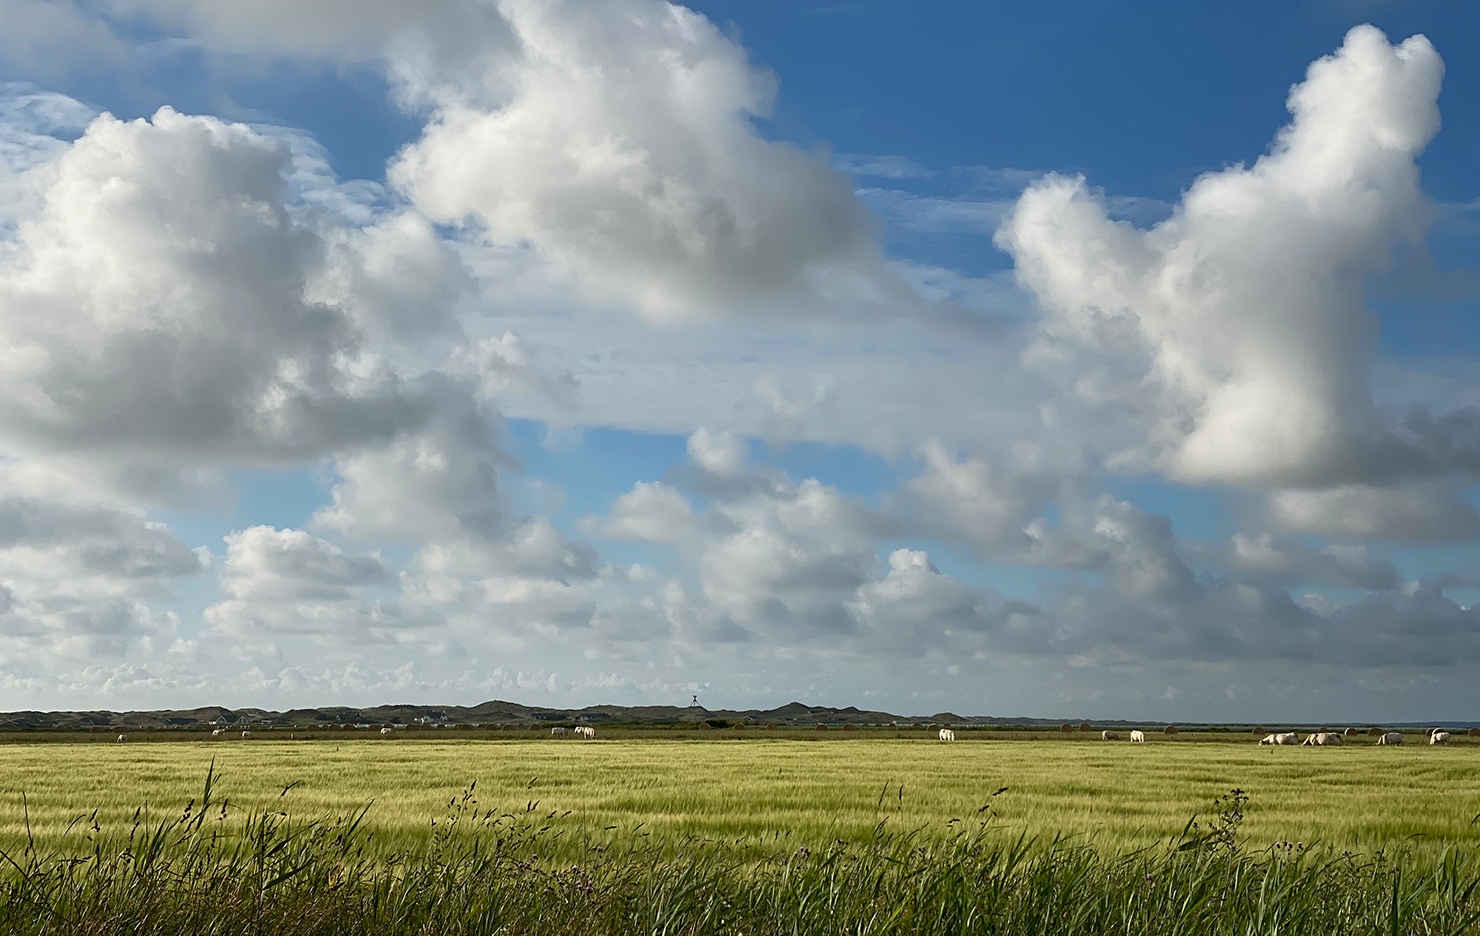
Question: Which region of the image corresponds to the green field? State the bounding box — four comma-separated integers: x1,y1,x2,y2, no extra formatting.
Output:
2,735,1476,859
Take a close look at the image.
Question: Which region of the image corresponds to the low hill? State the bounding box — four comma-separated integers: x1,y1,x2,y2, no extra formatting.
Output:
0,703,1470,732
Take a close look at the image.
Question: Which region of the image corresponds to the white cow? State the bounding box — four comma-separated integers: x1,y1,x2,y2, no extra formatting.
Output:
551,727,569,737
1129,730,1146,743
1259,732,1299,745
1430,731,1450,745
116,734,127,743
938,728,956,742
211,728,225,737
241,730,252,740
577,726,596,739
1302,732,1343,746
1376,732,1405,745
1101,730,1120,741
380,727,394,736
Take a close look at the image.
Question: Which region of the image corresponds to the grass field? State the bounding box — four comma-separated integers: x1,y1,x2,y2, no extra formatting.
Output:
2,735,1479,933
1,734,1476,860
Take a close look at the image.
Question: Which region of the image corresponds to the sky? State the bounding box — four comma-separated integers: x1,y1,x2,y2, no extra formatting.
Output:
0,0,1476,722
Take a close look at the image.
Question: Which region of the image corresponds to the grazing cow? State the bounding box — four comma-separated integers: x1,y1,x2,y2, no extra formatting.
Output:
1260,733,1299,745
1430,731,1450,746
576,726,596,739
938,728,956,742
551,727,568,737
1101,730,1120,741
241,730,252,740
1377,732,1405,746
1130,730,1146,743
380,727,393,736
211,728,225,737
1301,732,1343,746
116,734,127,743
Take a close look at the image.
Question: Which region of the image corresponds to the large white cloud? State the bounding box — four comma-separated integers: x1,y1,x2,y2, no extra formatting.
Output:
999,26,1447,493
0,106,445,468
100,0,898,322
389,0,888,321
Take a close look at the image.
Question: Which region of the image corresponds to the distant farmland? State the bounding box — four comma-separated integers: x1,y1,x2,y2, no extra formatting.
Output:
1,734,1476,859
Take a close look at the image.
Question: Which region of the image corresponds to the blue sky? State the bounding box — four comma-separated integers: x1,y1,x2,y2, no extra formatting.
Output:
0,0,1475,721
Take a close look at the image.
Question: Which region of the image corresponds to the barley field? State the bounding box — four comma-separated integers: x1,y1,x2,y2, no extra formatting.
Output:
1,734,1476,859
1,734,1479,933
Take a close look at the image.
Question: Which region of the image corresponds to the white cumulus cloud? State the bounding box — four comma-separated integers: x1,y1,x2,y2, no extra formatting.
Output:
999,26,1447,495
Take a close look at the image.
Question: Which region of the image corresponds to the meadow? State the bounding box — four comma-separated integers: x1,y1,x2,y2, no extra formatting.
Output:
1,733,1479,933
1,732,1476,859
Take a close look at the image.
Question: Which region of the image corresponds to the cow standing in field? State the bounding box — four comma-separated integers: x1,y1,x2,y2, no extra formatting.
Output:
1130,730,1146,743
1377,732,1404,745
241,731,252,740
938,729,956,742
1260,733,1299,745
116,734,127,743
1430,731,1450,745
211,728,225,737
1101,730,1120,741
578,726,596,739
1301,732,1343,746
551,727,568,738
380,727,394,736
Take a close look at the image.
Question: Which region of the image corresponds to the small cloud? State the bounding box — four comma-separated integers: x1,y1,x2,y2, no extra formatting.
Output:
833,153,934,179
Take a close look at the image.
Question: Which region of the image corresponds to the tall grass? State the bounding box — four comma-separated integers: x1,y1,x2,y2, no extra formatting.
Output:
1,771,1477,935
